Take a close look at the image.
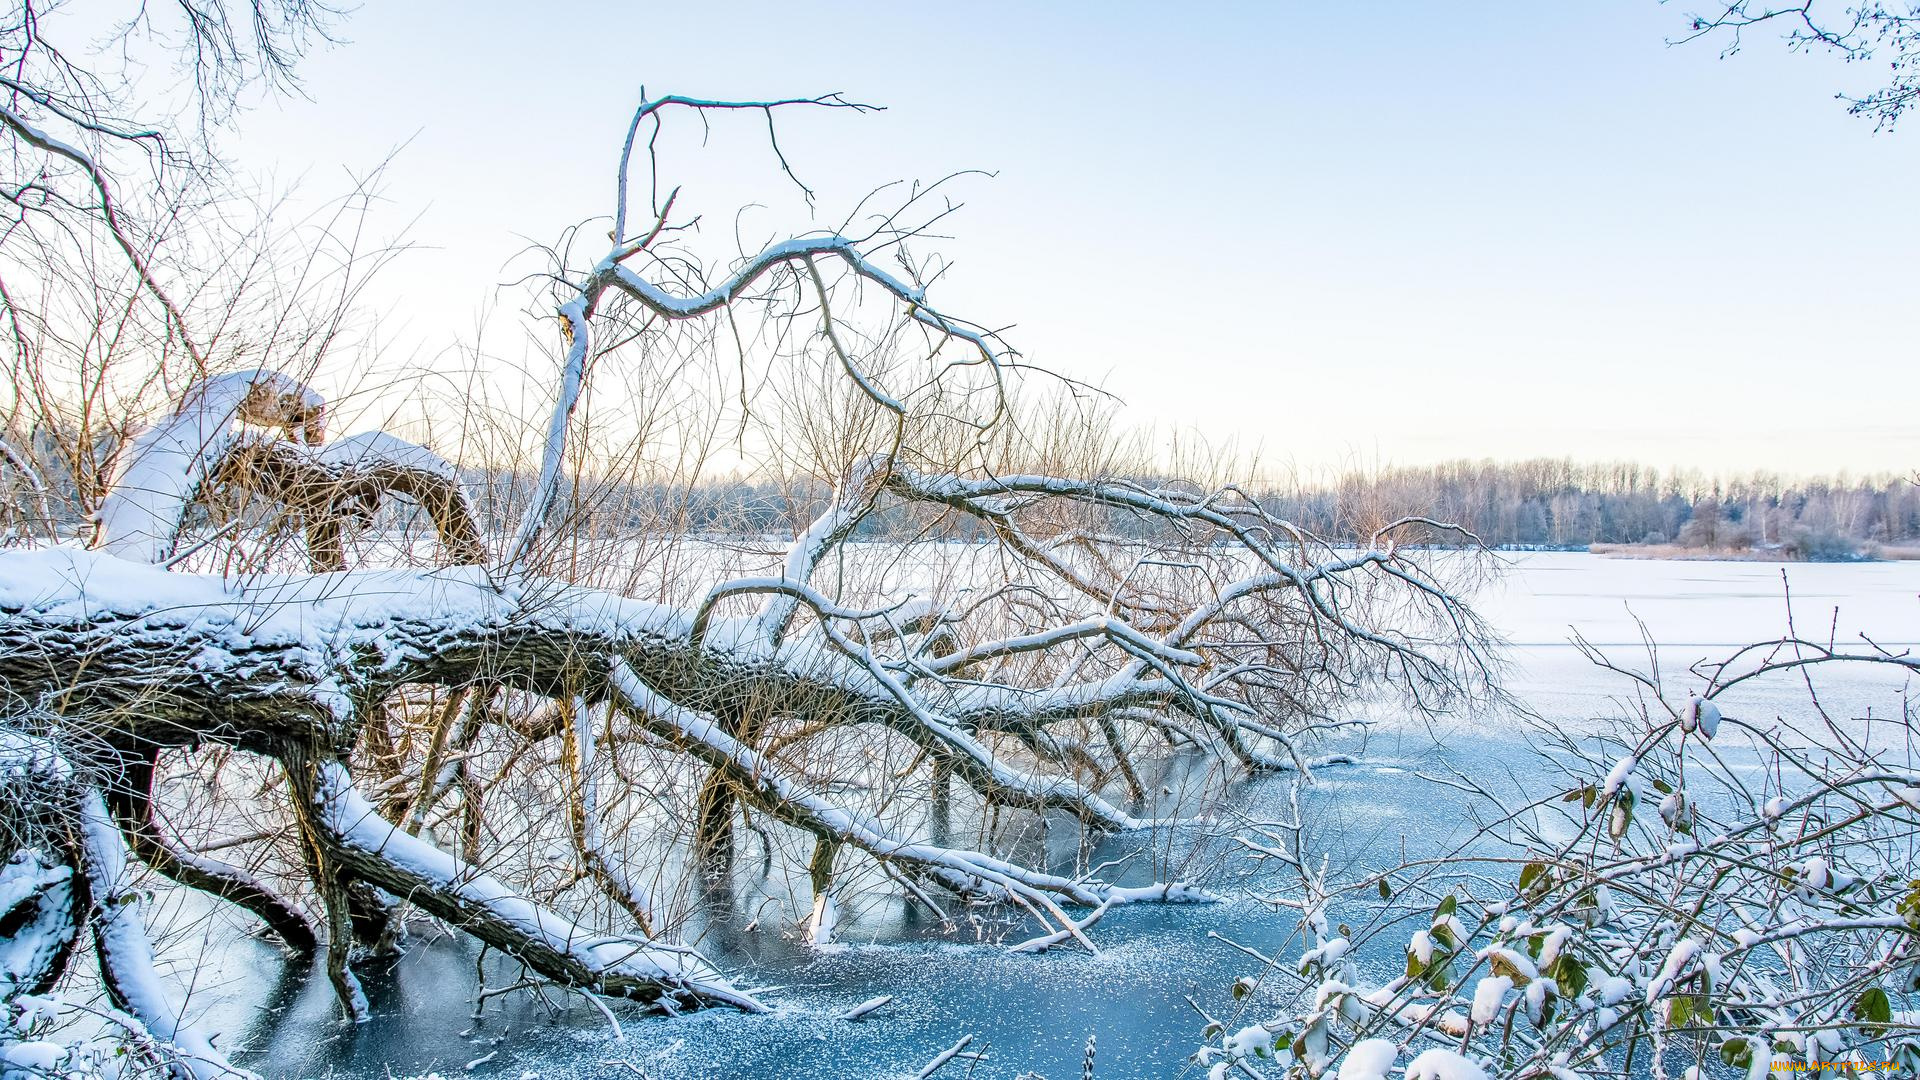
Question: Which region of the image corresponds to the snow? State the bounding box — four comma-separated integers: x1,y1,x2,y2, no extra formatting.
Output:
806,892,840,949
1524,978,1553,1022
507,296,591,562
74,788,253,1079
1646,938,1701,1006
1221,1025,1274,1059
1475,552,1920,648
1475,945,1536,981
0,732,69,782
93,371,323,563
5,995,58,1034
1469,975,1512,1025
1600,756,1636,800
316,431,458,478
1798,855,1831,891
1299,937,1351,971
1314,979,1362,1020
0,854,74,1001
0,547,690,669
1680,694,1721,739
1535,924,1572,967
1337,1038,1398,1080
0,1040,65,1072
1598,975,1634,1006
1407,1047,1489,1080
835,996,892,1021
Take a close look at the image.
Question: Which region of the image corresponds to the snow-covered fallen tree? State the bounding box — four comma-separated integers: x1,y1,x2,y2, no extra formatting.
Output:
0,21,1497,1062
1195,636,1920,1080
0,369,1490,1024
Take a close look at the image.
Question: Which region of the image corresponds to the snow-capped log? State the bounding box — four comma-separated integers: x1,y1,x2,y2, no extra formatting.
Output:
0,549,1177,830
0,545,1233,1014
212,431,485,571
93,371,326,563
92,372,479,571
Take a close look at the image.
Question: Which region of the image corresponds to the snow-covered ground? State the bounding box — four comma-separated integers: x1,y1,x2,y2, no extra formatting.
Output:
1479,550,1920,648
151,552,1917,1079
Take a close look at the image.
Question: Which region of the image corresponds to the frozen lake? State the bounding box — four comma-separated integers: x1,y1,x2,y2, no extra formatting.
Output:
170,552,1918,1079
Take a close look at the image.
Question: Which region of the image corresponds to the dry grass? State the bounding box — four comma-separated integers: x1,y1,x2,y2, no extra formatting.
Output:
1587,543,1780,562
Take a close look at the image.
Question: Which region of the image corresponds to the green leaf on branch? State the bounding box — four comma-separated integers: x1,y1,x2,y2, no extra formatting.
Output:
1854,986,1892,1026
1899,881,1920,930
1547,953,1587,999
1519,862,1548,897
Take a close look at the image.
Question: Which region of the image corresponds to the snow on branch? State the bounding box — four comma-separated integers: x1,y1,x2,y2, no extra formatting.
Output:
306,760,763,1012
507,95,1010,564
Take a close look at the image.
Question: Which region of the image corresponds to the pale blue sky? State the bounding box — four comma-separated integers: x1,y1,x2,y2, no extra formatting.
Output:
175,3,1920,475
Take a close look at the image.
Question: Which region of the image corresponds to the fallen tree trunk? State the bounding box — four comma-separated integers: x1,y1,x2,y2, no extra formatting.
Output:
0,545,1224,1018
0,549,1165,828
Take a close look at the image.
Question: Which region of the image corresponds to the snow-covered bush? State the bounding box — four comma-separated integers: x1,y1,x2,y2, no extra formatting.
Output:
1197,638,1920,1079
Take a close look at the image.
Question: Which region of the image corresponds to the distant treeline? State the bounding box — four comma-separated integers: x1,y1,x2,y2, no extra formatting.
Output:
1254,459,1919,558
